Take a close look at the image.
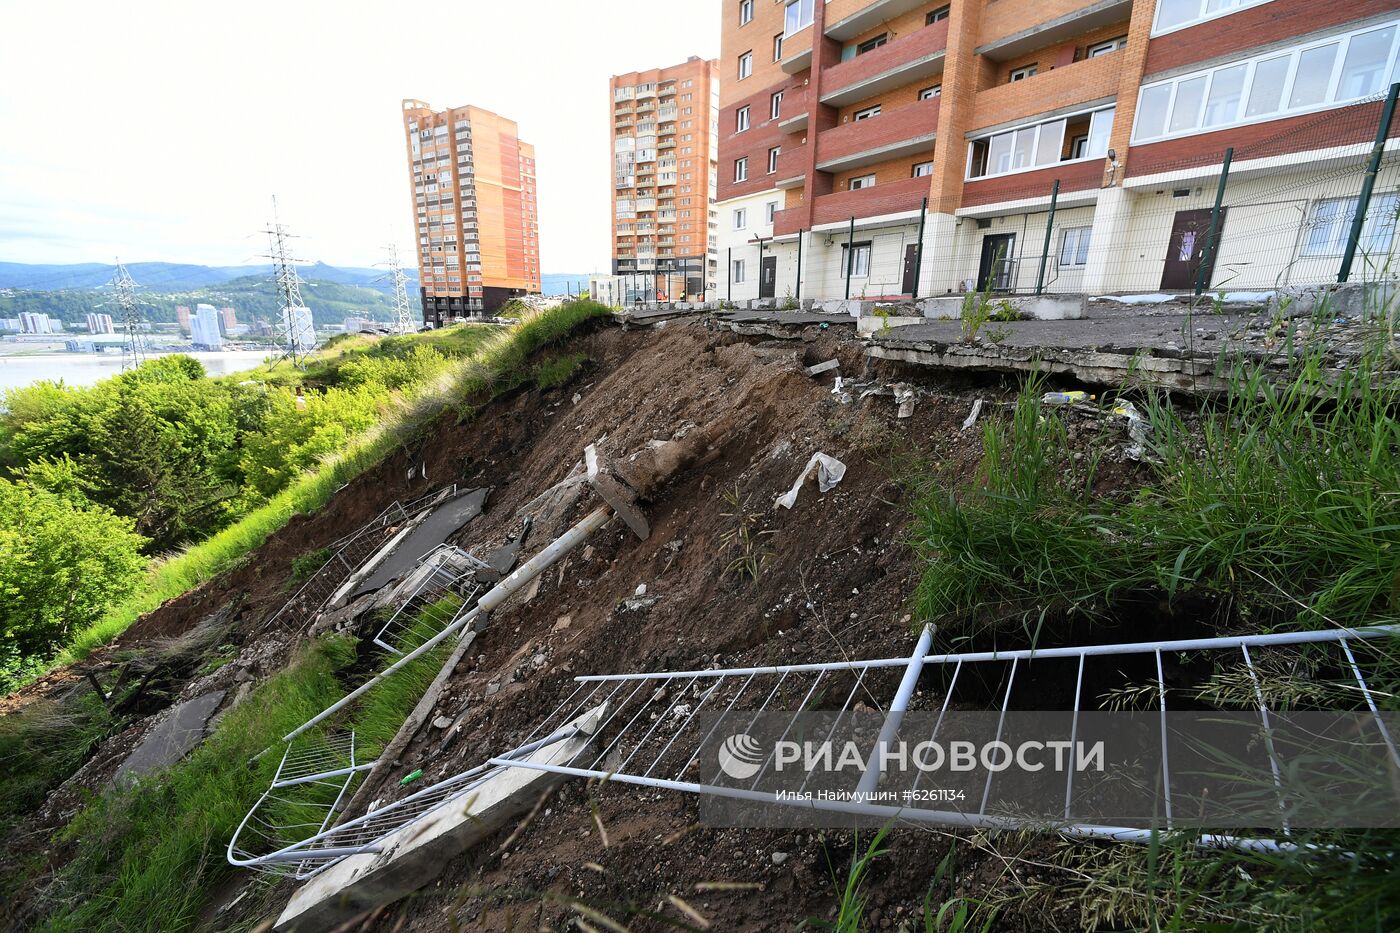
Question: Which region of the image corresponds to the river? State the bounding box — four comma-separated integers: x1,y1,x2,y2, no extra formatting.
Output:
0,350,274,392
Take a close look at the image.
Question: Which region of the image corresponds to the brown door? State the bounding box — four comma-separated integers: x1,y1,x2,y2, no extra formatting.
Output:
759,255,777,298
1161,208,1226,291
901,243,920,294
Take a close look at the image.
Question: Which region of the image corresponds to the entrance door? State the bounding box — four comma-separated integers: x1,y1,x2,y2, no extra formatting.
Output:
977,233,1015,291
901,243,920,294
759,255,777,298
1161,208,1226,290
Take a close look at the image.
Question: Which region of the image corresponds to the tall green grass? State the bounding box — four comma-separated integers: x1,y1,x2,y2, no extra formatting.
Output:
25,301,612,684
909,300,1400,638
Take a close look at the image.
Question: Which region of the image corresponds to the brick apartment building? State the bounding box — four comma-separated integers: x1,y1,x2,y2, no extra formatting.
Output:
606,57,721,303
401,101,541,325
715,0,1400,301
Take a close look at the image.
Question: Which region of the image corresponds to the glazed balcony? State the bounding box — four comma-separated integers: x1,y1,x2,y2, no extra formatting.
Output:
820,18,948,108
977,0,1132,61
779,26,814,75
815,96,939,174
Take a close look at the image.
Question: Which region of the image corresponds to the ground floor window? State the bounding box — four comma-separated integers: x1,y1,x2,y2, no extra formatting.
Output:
1059,226,1092,266
732,258,746,283
1300,193,1399,257
842,241,872,277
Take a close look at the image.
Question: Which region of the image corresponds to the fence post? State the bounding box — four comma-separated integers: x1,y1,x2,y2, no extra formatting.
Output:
912,197,928,300
758,237,766,300
726,248,732,303
1339,82,1400,283
1195,147,1233,298
844,215,856,300
795,228,804,301
1035,180,1061,296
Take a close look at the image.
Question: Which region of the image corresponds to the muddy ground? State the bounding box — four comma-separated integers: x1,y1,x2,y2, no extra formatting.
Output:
4,314,1160,932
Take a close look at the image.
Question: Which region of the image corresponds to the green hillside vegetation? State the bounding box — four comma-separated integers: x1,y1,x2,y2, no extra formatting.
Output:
0,302,607,691
0,275,411,328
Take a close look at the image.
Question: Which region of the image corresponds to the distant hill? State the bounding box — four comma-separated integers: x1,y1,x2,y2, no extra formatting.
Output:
0,261,417,293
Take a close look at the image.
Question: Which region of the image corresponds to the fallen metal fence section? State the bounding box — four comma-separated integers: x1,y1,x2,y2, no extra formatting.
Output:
263,485,459,632
489,624,1400,851
371,545,491,656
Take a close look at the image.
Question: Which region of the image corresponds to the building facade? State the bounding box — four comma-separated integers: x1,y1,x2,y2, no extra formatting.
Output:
611,57,721,302
85,312,115,335
716,0,1400,301
191,304,224,350
401,101,541,326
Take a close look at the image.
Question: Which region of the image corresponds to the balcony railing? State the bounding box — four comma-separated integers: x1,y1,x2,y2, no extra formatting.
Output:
815,96,939,172
774,174,932,236
819,19,948,108
970,52,1121,132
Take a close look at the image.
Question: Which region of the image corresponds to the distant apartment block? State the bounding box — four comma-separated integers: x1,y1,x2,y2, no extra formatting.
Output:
716,0,1400,300
191,304,223,350
18,312,60,334
610,56,721,302
176,305,192,333
284,306,316,353
401,100,542,326
219,307,237,335
85,312,115,335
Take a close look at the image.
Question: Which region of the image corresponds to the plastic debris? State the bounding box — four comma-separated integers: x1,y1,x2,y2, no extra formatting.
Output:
1112,400,1151,461
1042,390,1095,406
962,398,984,431
775,453,847,509
831,376,852,405
399,769,424,786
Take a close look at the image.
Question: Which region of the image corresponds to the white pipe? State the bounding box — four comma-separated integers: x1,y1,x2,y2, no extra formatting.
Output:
283,506,613,742
857,625,932,797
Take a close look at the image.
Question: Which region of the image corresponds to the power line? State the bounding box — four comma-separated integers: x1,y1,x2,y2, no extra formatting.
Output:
111,259,148,372
260,200,316,369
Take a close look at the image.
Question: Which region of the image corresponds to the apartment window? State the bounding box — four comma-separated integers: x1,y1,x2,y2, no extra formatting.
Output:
773,33,784,61
768,146,781,173
919,85,941,100
734,157,748,181
766,200,778,223
1059,227,1092,267
1133,21,1400,142
1009,64,1038,82
737,106,750,132
732,258,746,283
912,160,934,177
733,208,747,229
849,173,876,190
842,242,872,277
1069,134,1089,158
1300,194,1399,256
738,51,753,79
857,33,888,55
1154,0,1276,35
771,91,784,119
784,0,814,36
926,5,950,25
967,107,1115,179
739,0,753,26
853,104,882,121
1086,36,1128,58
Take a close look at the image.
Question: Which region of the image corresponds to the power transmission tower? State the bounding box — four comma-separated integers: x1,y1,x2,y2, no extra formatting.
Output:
111,259,148,372
386,244,418,334
261,203,315,369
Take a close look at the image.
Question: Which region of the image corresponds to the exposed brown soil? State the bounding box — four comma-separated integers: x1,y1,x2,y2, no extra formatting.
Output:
4,315,1162,932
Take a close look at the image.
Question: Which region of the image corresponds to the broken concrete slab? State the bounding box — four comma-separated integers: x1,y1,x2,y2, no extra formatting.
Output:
274,707,603,933
585,444,650,540
804,358,840,376
114,690,225,785
352,488,489,597
916,294,1086,321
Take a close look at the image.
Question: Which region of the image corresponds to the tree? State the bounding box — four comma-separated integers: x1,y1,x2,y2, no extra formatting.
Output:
0,478,147,662
239,385,381,498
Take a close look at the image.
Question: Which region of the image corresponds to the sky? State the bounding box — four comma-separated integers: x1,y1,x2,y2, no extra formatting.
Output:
0,0,718,275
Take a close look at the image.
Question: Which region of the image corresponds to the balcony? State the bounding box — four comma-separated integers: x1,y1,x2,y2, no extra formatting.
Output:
970,52,1120,132
779,26,814,75
825,0,929,40
774,174,932,236
815,96,939,173
777,88,810,134
977,0,1132,61
820,19,948,108
774,143,808,188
